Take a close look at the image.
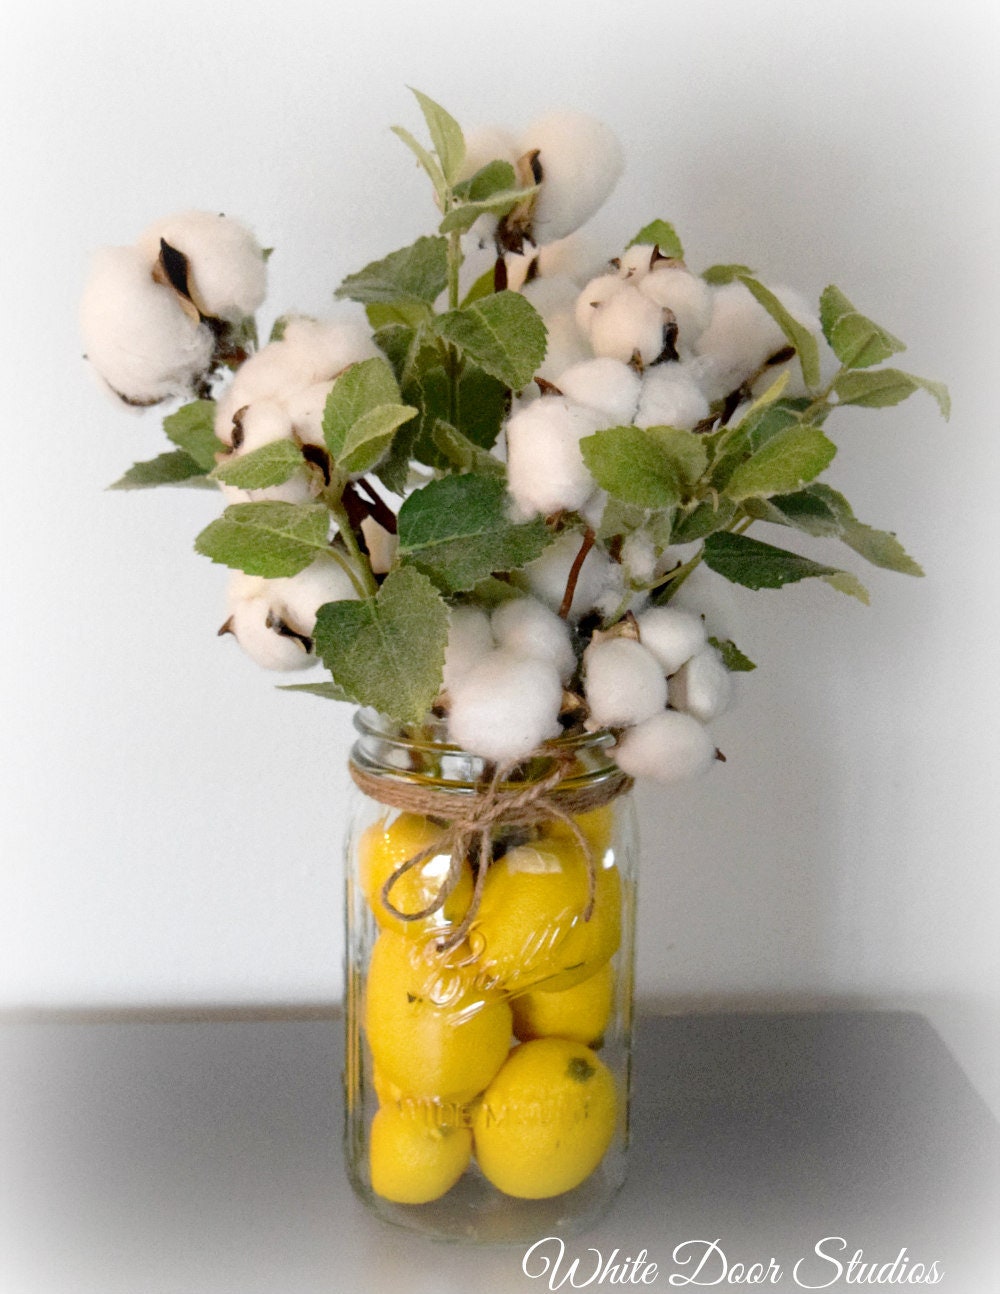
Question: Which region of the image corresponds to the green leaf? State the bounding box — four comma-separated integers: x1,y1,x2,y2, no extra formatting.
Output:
833,368,951,419
763,484,923,576
390,125,447,201
626,220,684,260
322,356,417,474
194,501,332,577
397,473,552,594
210,440,305,489
162,399,221,470
464,159,517,200
670,497,738,544
644,426,708,494
409,88,466,186
434,291,546,390
701,263,756,286
278,680,353,702
737,274,821,389
580,426,682,511
409,363,508,467
725,427,836,501
335,236,449,305
109,450,210,490
439,185,540,235
431,419,505,477
312,567,449,724
708,637,757,672
461,265,498,307
702,531,867,601
819,285,905,369
365,299,434,331
596,497,653,542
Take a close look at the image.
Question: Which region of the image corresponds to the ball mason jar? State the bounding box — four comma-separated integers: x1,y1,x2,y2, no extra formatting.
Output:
343,708,638,1242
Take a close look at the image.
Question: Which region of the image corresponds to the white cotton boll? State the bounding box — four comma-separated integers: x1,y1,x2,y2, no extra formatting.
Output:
226,571,268,607
578,489,608,531
524,531,613,620
583,639,667,729
360,517,398,575
613,710,717,783
521,111,624,244
590,285,666,366
693,281,790,401
556,358,641,425
634,364,710,431
636,606,707,675
748,286,824,399
638,267,713,352
213,344,317,442
218,473,315,506
534,308,592,383
227,596,316,672
137,210,266,322
535,231,608,285
621,532,657,584
442,607,496,692
491,597,576,682
616,244,655,282
505,397,603,517
574,273,626,339
447,649,562,763
268,557,359,634
283,379,335,448
669,646,734,722
80,246,215,405
232,400,294,453
280,318,381,385
457,125,520,182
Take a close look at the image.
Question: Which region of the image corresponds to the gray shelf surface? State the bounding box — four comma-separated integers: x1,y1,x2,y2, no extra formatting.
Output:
1,1011,997,1294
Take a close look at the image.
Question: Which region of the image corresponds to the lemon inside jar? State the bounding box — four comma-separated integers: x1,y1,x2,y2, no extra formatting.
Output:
358,812,474,938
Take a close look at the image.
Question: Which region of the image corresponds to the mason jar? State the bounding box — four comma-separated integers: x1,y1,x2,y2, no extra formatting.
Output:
342,708,638,1242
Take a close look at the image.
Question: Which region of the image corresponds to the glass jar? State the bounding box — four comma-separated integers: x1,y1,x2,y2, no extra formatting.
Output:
343,708,638,1242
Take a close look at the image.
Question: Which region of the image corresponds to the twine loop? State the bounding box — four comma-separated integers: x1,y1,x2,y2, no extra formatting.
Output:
349,749,632,953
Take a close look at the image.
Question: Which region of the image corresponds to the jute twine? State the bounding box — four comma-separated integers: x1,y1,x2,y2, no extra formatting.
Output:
349,750,633,953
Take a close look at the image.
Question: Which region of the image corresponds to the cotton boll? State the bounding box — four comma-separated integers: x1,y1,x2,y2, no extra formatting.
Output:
693,281,791,401
283,379,335,448
360,517,398,575
522,111,624,244
137,210,267,322
638,267,713,352
613,710,717,782
748,286,824,399
583,639,667,728
621,532,657,584
230,399,294,453
80,246,215,405
280,318,381,385
535,231,608,285
616,244,655,282
268,557,359,634
458,125,520,182
523,531,614,620
533,308,592,383
574,273,626,339
442,607,495,692
669,646,733,722
448,649,562,763
491,597,576,682
636,606,707,675
218,472,315,506
590,285,666,366
214,344,318,442
505,397,603,517
226,595,316,672
556,358,641,425
634,365,710,431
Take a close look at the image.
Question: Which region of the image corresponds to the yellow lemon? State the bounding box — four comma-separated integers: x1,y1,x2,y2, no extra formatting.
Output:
358,813,473,938
369,1104,473,1204
471,839,621,996
364,931,512,1103
540,804,615,860
511,961,614,1046
473,1038,618,1199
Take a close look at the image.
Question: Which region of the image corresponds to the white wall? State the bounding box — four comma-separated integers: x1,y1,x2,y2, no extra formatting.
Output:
2,1,998,1112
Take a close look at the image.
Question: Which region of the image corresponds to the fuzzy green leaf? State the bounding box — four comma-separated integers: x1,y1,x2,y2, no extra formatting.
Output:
708,636,757,672
464,159,517,199
439,184,539,235
702,531,867,601
335,236,449,306
737,274,821,389
761,484,923,576
312,567,449,724
820,285,905,369
109,450,211,491
671,497,738,544
410,88,466,185
162,400,221,470
461,265,498,307
390,125,447,201
279,680,353,702
580,426,683,511
322,356,417,473
434,292,546,390
834,368,951,419
210,440,305,489
644,426,709,494
726,427,836,501
397,473,551,593
626,220,684,259
701,263,756,286
431,419,505,476
194,501,331,577
365,299,434,331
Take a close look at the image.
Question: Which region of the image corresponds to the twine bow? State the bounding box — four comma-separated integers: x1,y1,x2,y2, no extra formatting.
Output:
349,750,632,954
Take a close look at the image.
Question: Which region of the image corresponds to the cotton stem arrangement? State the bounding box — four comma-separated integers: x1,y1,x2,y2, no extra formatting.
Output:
82,90,948,784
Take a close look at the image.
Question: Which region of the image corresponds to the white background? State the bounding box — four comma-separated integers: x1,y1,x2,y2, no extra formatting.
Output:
1,0,998,1116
